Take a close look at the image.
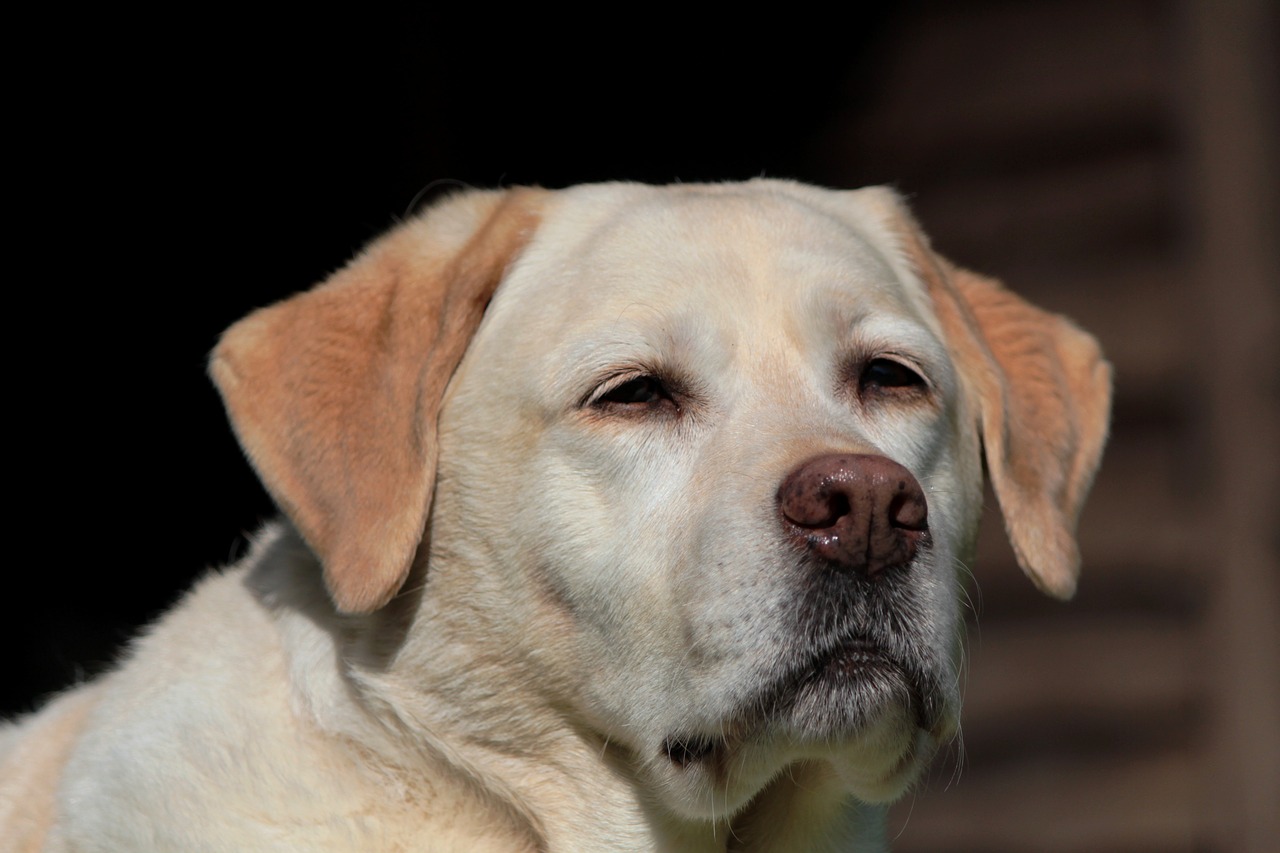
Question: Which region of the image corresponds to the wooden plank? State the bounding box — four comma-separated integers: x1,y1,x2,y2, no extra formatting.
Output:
890,748,1198,853
909,149,1176,271
1175,1,1280,850
958,615,1197,743
816,0,1173,183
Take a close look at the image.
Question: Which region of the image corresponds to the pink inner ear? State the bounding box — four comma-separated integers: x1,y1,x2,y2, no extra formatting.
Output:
210,189,546,614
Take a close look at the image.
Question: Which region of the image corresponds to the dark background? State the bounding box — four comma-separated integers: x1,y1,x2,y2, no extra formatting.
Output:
9,10,894,708
8,3,1277,851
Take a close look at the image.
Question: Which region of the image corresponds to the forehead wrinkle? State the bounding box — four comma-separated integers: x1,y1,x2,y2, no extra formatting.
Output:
739,187,945,343
506,183,947,405
544,302,738,407
596,197,931,403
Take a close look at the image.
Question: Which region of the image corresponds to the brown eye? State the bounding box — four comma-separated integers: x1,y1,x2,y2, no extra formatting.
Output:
597,376,677,409
860,358,926,393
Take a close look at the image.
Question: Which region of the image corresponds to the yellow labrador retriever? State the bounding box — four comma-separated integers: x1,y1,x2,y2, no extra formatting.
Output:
0,181,1110,852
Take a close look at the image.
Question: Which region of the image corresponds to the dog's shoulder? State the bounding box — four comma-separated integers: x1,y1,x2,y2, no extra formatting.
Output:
6,523,538,851
2,526,299,847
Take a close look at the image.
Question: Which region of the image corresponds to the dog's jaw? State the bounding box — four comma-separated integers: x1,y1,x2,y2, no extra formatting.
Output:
637,560,961,821
648,708,939,821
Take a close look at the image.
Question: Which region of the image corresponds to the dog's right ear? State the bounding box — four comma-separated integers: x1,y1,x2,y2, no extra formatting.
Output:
210,188,546,614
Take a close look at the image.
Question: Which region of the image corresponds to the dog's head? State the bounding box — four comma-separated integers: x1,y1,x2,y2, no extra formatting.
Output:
211,181,1110,820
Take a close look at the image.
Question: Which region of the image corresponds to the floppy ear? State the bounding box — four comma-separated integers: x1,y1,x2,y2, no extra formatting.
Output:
209,188,546,614
866,188,1112,598
940,264,1112,598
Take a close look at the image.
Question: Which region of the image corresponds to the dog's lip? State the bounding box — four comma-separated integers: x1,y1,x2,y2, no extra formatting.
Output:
808,636,898,677
765,632,943,729
771,633,906,696
781,632,908,693
659,636,931,768
660,732,723,767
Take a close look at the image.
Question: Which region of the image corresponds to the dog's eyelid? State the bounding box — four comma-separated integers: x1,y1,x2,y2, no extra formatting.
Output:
585,369,683,412
868,354,931,388
844,352,937,403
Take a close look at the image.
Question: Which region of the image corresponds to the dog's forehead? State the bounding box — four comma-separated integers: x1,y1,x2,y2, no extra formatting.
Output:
498,181,941,340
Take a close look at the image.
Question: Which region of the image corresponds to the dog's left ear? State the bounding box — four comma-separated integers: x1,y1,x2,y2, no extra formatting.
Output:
862,188,1112,599
210,188,546,614
940,264,1112,599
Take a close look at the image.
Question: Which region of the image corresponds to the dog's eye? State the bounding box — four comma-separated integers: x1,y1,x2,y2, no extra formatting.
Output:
597,376,674,408
860,358,927,394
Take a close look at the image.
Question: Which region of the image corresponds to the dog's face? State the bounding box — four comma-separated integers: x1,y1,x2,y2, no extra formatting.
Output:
212,180,1110,826
436,183,977,813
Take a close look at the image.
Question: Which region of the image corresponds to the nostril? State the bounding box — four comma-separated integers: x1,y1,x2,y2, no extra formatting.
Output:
888,488,928,532
798,490,850,530
778,479,852,530
824,493,852,528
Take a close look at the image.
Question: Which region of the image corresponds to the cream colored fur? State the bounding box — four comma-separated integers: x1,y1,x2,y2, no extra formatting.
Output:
0,181,1110,852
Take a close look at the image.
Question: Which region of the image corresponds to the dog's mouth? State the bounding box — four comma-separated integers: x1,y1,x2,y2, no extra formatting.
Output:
805,637,902,684
759,634,935,734
661,732,722,767
661,636,940,769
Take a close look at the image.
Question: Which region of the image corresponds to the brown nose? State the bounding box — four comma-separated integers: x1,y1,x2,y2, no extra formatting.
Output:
777,454,929,575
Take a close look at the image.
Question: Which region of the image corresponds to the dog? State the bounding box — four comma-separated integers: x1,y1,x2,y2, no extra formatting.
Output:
0,180,1110,852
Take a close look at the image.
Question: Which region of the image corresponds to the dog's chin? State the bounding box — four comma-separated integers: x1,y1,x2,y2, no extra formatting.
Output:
648,644,952,820
769,641,925,733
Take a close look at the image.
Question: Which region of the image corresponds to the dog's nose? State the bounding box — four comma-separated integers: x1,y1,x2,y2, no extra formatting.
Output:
777,454,929,574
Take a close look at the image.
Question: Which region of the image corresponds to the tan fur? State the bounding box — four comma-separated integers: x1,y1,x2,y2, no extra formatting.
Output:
210,189,547,613
1,181,1109,852
942,264,1111,598
0,687,103,851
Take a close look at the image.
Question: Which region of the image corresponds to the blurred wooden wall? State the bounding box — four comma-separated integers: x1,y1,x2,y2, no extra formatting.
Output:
808,1,1278,850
